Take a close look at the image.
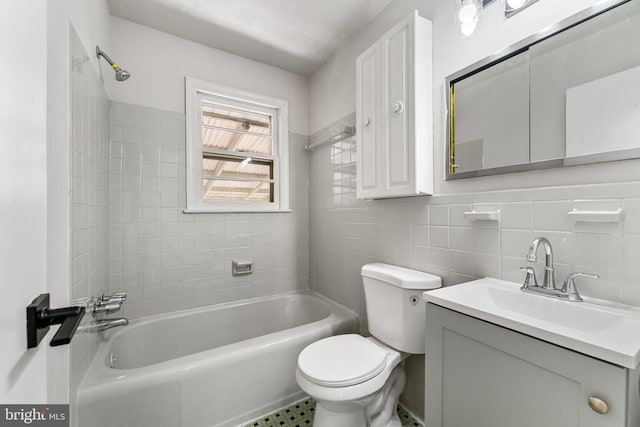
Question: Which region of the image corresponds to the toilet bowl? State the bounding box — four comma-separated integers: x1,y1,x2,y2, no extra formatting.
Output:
296,263,441,427
296,334,405,427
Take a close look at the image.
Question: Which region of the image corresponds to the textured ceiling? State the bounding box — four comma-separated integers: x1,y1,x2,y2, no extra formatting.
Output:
107,0,393,75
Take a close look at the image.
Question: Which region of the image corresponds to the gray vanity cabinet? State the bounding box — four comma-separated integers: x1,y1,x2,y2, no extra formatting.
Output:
425,304,636,427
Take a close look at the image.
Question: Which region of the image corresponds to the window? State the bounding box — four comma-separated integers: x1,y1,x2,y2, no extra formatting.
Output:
185,78,290,212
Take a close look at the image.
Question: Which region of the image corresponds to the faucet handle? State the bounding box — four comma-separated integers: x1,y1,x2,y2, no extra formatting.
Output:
97,292,127,305
92,303,122,316
519,266,539,289
561,272,599,301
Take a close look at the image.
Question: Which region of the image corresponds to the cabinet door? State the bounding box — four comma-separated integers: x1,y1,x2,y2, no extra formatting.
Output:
382,17,414,197
426,304,627,427
356,43,381,199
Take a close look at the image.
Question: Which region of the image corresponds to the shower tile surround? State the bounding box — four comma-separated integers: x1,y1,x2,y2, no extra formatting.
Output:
70,31,111,399
108,101,310,319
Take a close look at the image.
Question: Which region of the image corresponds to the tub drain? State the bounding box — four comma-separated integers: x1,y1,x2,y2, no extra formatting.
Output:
108,353,117,368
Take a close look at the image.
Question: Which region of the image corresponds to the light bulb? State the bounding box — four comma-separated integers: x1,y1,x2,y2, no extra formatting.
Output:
460,18,478,36
458,2,478,23
506,0,527,10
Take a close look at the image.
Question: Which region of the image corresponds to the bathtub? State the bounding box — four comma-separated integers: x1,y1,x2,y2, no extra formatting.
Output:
75,291,358,427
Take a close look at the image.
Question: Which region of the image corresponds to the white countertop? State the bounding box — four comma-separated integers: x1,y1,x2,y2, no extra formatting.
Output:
423,277,640,369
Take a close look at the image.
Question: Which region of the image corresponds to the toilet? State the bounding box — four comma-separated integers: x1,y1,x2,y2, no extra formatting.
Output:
296,263,441,427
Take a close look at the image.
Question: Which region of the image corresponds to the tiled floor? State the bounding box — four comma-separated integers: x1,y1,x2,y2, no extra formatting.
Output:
244,397,424,427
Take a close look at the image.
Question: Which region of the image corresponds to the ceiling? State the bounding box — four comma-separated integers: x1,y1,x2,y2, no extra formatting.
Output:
107,0,394,76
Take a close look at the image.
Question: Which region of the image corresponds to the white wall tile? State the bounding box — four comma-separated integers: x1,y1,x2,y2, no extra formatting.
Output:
411,225,428,246
500,229,532,258
474,228,500,255
500,257,525,284
500,202,532,229
109,101,309,319
623,235,640,271
450,250,473,276
573,233,622,270
429,205,450,226
533,200,573,231
450,227,473,251
623,199,640,234
429,226,449,249
309,115,640,320
473,253,500,278
70,38,110,398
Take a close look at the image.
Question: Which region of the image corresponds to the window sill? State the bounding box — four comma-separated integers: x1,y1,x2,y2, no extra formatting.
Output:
183,208,292,214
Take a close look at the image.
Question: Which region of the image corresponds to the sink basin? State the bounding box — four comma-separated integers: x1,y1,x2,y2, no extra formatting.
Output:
423,278,640,368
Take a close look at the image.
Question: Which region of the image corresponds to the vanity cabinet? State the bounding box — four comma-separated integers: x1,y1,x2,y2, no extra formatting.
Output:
355,11,432,199
425,304,640,427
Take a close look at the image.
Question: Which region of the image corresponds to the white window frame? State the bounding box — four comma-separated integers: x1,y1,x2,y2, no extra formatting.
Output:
185,77,290,213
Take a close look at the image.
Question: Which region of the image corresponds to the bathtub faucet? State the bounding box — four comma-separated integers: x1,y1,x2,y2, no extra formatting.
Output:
73,292,128,317
80,318,129,333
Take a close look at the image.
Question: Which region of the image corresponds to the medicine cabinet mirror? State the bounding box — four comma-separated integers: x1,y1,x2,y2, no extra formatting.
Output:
446,0,640,180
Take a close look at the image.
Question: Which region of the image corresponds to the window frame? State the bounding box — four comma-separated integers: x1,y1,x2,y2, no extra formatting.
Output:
185,77,290,213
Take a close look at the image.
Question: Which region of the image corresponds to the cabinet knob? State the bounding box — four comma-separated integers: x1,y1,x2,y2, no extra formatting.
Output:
392,101,404,114
587,396,609,414
363,117,371,127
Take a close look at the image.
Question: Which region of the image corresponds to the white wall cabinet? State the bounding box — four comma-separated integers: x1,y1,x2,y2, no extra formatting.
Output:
425,304,640,427
356,11,432,199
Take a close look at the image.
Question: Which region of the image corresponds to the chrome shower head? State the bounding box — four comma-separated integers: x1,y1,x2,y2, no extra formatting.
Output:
114,67,130,81
96,45,131,82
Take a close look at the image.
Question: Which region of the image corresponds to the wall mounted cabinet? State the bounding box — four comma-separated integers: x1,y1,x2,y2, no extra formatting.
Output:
356,11,433,199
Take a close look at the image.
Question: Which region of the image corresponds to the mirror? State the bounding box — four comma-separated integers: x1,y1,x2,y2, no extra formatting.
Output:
447,0,640,179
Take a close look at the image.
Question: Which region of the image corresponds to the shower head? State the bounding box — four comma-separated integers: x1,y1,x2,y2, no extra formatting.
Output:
114,67,130,82
96,46,130,82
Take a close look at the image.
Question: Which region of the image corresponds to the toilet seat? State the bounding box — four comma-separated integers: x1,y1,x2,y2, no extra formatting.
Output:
297,334,388,387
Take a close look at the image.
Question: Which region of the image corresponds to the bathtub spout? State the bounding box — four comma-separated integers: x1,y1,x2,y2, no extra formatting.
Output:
80,318,129,333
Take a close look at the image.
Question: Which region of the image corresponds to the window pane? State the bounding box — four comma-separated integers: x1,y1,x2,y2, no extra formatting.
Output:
201,103,271,134
201,127,271,155
202,155,272,180
202,179,273,203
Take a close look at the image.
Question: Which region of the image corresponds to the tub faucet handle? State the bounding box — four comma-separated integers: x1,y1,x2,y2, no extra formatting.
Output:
98,292,127,305
93,303,122,315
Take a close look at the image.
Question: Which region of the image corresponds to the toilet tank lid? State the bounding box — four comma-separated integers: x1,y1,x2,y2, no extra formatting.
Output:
361,263,441,290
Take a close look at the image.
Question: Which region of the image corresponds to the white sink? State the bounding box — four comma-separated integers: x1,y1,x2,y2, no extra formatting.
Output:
424,278,640,368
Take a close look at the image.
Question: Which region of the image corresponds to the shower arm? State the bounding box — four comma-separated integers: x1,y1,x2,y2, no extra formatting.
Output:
96,46,117,68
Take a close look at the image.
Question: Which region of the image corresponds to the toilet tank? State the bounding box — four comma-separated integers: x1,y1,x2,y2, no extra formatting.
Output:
362,263,441,354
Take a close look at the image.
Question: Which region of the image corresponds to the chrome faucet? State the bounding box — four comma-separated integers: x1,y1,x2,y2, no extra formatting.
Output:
73,292,128,317
521,237,599,302
79,318,129,333
526,237,555,289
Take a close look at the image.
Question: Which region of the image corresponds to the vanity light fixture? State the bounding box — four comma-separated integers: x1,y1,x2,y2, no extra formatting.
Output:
456,0,482,37
456,0,496,38
504,0,540,18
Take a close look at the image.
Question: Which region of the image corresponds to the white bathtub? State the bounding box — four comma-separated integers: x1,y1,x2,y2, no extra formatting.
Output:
75,291,358,427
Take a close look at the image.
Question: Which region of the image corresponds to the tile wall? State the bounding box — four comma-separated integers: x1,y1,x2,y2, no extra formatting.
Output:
308,114,640,417
108,101,310,319
70,31,111,396
310,117,640,319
